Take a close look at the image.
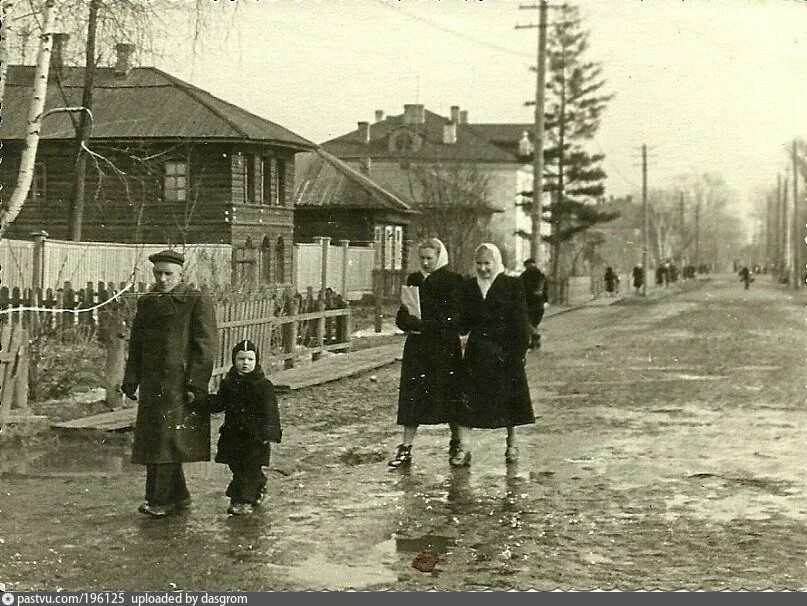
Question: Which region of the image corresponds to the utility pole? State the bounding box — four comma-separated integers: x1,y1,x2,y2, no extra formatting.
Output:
641,144,648,296
679,192,685,265
792,141,801,289
777,173,784,276
516,1,549,264
694,197,700,269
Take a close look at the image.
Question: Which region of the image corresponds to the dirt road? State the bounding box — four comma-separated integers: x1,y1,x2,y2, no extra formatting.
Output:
1,275,805,590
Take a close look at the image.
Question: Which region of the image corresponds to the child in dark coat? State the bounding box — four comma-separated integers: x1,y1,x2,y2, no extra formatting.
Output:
199,340,281,515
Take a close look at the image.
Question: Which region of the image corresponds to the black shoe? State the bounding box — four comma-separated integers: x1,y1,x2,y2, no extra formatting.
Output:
388,444,412,468
448,438,460,458
449,449,471,467
140,503,172,518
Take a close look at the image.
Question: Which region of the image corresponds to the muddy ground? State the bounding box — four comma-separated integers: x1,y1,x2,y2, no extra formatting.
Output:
0,275,805,590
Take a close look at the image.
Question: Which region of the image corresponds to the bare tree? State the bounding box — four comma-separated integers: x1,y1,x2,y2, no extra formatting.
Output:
6,0,241,241
406,160,497,273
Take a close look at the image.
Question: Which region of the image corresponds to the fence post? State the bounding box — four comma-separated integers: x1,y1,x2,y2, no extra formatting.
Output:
314,236,331,294
313,289,325,362
12,328,30,415
282,289,298,370
30,230,48,291
340,239,350,299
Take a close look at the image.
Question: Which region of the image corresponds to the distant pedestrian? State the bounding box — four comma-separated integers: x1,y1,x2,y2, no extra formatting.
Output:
655,265,666,286
632,264,645,294
520,258,548,350
194,340,281,516
604,266,619,295
454,243,535,467
122,249,217,518
739,266,753,290
388,238,464,469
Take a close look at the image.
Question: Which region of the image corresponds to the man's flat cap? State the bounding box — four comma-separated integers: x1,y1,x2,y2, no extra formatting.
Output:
148,249,185,266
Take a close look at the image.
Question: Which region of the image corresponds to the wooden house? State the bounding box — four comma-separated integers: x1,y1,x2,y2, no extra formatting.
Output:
0,43,316,285
293,149,417,300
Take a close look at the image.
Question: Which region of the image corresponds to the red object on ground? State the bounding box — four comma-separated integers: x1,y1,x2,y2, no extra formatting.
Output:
412,553,439,573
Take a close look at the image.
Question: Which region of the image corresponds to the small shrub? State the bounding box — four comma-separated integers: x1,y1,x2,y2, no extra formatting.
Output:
29,327,106,402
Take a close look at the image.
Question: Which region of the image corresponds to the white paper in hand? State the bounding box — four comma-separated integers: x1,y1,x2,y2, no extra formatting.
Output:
401,285,421,320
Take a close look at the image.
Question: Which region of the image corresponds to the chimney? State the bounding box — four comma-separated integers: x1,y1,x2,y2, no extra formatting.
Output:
375,109,384,123
50,33,69,73
459,110,468,125
450,105,460,125
403,103,425,125
114,43,135,77
442,121,457,145
358,121,370,144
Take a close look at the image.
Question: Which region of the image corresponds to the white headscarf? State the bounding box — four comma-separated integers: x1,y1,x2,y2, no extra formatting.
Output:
475,242,504,299
420,238,449,277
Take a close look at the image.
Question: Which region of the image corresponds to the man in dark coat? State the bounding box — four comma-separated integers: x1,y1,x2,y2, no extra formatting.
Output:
632,264,645,294
122,249,217,518
520,258,548,350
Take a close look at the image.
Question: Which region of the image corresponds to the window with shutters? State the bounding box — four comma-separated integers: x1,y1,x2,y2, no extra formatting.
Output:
261,236,273,283
275,236,285,282
29,162,46,202
244,155,264,205
233,239,257,285
164,161,187,201
373,224,404,270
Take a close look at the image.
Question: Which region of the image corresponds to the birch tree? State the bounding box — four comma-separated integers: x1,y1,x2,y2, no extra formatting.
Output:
0,0,55,239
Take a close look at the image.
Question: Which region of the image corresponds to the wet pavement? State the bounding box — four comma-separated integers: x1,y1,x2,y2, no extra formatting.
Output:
1,275,805,590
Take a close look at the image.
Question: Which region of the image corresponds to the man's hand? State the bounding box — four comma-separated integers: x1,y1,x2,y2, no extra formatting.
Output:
185,387,207,406
121,383,138,401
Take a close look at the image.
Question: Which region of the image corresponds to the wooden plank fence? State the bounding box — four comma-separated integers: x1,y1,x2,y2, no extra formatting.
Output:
0,281,352,393
0,324,34,428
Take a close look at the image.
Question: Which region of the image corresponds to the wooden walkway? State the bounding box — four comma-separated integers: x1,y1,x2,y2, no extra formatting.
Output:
51,342,404,431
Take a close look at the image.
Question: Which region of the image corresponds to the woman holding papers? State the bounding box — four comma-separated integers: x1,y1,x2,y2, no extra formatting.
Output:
388,238,465,469
454,243,534,466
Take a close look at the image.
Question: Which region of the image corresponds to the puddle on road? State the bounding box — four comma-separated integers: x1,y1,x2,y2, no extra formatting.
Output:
277,551,397,590
394,533,455,555
0,441,130,477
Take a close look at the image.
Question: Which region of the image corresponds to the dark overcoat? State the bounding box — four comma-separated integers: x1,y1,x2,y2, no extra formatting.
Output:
459,274,535,429
203,365,281,467
123,283,217,465
520,265,548,326
395,267,464,426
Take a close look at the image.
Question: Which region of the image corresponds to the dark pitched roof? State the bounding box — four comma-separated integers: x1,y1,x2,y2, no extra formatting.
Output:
0,65,315,149
293,150,415,213
469,123,534,144
320,109,519,163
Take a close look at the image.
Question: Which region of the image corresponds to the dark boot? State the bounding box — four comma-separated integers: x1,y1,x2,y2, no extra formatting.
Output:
388,444,412,468
448,438,460,458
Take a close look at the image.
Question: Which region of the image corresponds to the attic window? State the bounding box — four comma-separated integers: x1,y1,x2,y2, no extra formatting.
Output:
164,161,187,202
389,130,420,154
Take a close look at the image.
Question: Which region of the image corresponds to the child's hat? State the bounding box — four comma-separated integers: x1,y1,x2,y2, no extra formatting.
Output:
231,339,259,365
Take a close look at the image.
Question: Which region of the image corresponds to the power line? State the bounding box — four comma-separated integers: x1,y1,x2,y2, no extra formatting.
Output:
371,0,534,61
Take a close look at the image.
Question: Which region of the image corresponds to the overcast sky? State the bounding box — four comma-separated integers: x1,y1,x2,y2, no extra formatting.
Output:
155,0,807,224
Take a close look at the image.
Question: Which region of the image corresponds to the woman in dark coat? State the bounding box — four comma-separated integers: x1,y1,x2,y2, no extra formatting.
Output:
200,340,282,515
453,243,534,467
388,238,464,469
